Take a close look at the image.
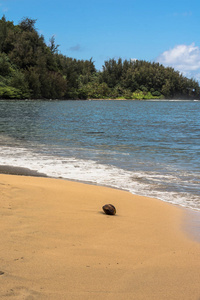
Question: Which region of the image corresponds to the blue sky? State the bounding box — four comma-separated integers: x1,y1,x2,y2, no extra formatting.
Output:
1,0,200,80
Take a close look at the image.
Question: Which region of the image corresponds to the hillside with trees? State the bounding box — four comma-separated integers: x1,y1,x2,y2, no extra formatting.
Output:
0,16,199,100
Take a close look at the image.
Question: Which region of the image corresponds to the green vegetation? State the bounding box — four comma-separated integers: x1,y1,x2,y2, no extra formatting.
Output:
0,16,200,100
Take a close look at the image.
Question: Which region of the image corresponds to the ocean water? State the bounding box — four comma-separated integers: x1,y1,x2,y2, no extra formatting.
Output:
0,99,200,210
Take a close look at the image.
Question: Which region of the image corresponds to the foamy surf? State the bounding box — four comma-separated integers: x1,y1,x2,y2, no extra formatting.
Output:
1,144,200,211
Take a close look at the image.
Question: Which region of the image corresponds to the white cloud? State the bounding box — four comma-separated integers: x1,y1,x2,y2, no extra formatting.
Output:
157,43,200,80
131,58,137,62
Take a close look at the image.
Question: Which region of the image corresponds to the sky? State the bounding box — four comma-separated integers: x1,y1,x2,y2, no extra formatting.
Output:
0,0,200,81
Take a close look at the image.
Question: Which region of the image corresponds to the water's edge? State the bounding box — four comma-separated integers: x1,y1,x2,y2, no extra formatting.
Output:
1,164,200,244
0,165,48,177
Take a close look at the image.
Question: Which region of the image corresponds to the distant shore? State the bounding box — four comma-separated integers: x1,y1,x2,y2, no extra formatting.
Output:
0,173,200,299
1,98,199,102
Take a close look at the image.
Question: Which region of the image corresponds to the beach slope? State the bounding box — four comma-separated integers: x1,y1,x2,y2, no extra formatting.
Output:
0,174,200,299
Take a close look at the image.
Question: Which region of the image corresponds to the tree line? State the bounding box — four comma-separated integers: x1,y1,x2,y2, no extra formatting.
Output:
0,16,199,100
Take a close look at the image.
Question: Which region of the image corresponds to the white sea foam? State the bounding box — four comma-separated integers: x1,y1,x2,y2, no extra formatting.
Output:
1,145,200,211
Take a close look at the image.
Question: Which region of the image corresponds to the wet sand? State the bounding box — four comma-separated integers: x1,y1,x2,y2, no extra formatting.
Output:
0,174,200,299
0,165,48,177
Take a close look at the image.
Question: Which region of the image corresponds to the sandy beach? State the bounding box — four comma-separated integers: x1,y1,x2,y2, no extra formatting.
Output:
0,174,200,299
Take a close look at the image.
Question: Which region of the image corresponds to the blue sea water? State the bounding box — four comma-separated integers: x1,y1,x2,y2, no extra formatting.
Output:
0,99,200,210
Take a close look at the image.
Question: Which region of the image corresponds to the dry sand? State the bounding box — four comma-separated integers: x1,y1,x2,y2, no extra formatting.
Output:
0,174,200,300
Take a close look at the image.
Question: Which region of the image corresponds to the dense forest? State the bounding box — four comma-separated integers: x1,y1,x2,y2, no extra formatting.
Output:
0,16,200,100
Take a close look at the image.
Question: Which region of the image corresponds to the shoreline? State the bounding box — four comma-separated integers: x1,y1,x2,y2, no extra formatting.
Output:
0,173,200,299
1,98,199,101
1,164,200,243
0,165,48,177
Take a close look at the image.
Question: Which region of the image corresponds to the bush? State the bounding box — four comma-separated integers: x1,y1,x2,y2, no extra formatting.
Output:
0,86,23,99
152,90,161,97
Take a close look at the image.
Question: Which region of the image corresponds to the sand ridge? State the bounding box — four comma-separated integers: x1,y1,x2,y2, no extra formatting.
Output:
0,174,200,299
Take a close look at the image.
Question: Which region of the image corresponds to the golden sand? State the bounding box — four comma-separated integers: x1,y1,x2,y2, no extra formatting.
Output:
0,174,200,299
